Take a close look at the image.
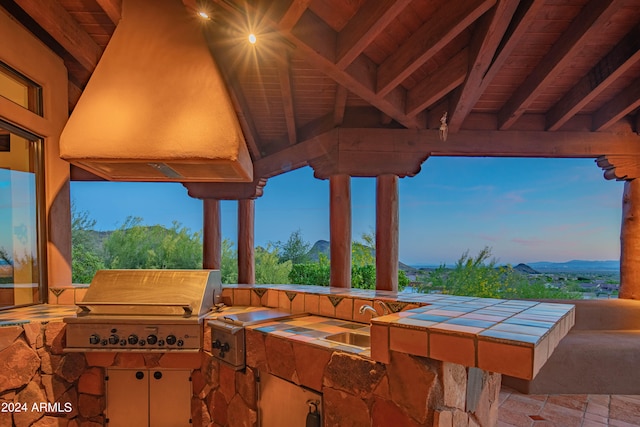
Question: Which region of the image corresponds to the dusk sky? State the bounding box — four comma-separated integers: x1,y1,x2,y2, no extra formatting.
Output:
71,156,623,266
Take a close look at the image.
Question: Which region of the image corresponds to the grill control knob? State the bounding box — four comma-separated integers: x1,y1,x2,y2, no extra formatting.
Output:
147,334,158,345
108,334,119,345
89,334,100,345
177,339,184,347
166,335,177,345
138,339,146,346
127,334,138,345
157,339,165,346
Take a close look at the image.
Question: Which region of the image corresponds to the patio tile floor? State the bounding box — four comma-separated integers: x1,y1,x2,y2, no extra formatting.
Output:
498,387,640,427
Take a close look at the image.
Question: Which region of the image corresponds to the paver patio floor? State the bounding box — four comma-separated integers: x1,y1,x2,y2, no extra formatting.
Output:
498,387,640,427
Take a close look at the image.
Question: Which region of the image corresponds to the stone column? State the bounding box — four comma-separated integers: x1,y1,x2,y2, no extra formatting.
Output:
376,174,399,292
203,199,221,270
330,174,351,288
620,179,640,299
238,199,255,284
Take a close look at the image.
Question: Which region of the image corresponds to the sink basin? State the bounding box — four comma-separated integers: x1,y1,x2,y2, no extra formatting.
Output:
324,332,370,348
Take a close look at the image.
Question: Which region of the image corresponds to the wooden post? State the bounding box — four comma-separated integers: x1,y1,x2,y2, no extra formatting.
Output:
376,174,399,292
238,199,255,284
203,199,221,270
620,180,640,299
330,175,351,288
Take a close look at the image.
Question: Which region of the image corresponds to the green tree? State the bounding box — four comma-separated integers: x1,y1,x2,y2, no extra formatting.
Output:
71,206,105,283
289,254,330,286
419,247,580,299
275,229,311,264
352,231,375,267
104,216,202,269
255,244,292,284
221,238,238,284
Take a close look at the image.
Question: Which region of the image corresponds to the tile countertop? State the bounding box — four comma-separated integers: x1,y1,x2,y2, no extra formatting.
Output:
369,298,574,380
223,284,574,380
0,304,78,326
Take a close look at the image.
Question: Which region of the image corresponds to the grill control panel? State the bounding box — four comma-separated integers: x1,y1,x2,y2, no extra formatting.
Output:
65,323,202,351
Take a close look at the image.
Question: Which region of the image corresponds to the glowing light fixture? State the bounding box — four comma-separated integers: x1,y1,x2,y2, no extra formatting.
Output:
198,11,210,20
248,33,257,44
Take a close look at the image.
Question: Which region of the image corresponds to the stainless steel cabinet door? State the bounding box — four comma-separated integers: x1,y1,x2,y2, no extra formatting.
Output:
106,369,191,427
106,369,149,427
149,370,191,427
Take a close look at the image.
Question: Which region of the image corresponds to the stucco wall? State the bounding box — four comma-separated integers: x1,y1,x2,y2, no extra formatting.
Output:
0,7,71,289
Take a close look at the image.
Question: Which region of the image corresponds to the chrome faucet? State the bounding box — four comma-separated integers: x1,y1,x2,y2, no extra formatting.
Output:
375,300,391,315
359,304,378,318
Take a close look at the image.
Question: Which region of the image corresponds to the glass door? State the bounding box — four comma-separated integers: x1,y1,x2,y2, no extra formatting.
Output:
0,121,44,309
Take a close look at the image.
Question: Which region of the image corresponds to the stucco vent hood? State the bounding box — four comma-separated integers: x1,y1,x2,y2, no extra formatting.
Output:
59,0,252,182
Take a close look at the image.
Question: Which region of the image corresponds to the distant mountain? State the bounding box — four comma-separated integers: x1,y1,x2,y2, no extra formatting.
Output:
307,240,330,261
513,263,540,274
526,260,618,272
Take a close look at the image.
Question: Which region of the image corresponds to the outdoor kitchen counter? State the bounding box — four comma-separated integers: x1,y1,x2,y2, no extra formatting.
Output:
222,284,575,380
0,304,77,326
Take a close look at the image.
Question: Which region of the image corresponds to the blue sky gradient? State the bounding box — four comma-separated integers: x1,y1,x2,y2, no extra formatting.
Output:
71,157,623,266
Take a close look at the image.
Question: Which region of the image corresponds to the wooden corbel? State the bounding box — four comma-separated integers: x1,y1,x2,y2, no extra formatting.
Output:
183,177,268,200
596,155,640,180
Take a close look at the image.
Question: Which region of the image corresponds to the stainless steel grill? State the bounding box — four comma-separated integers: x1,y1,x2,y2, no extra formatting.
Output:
64,269,222,352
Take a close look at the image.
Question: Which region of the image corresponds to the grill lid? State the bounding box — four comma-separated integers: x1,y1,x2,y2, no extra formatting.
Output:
77,269,222,318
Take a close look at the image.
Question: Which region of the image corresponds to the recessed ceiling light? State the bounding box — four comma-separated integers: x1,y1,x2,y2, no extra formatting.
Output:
198,11,210,20
248,33,257,44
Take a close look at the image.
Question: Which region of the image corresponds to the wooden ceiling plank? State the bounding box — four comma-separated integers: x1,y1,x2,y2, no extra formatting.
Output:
406,48,469,117
593,77,640,131
277,53,298,145
203,27,262,159
211,1,422,128
94,0,121,25
475,0,545,98
13,0,103,72
275,0,312,30
447,0,520,133
497,0,625,130
546,24,640,131
334,85,348,126
272,6,423,128
376,0,496,97
335,0,412,70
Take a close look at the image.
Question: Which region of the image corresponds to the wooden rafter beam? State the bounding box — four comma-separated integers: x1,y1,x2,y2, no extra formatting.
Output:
277,52,297,145
255,126,640,179
406,49,468,117
334,85,348,126
593,77,640,131
273,0,312,30
13,0,103,72
335,0,411,70
376,0,495,97
547,24,640,131
253,131,334,178
335,127,640,158
447,0,520,133
95,0,121,25
497,0,625,130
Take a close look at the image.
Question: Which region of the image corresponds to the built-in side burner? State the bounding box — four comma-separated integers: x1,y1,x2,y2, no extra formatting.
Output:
64,269,222,352
208,309,304,370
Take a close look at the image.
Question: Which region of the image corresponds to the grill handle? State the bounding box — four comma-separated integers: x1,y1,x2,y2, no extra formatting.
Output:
77,302,193,317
